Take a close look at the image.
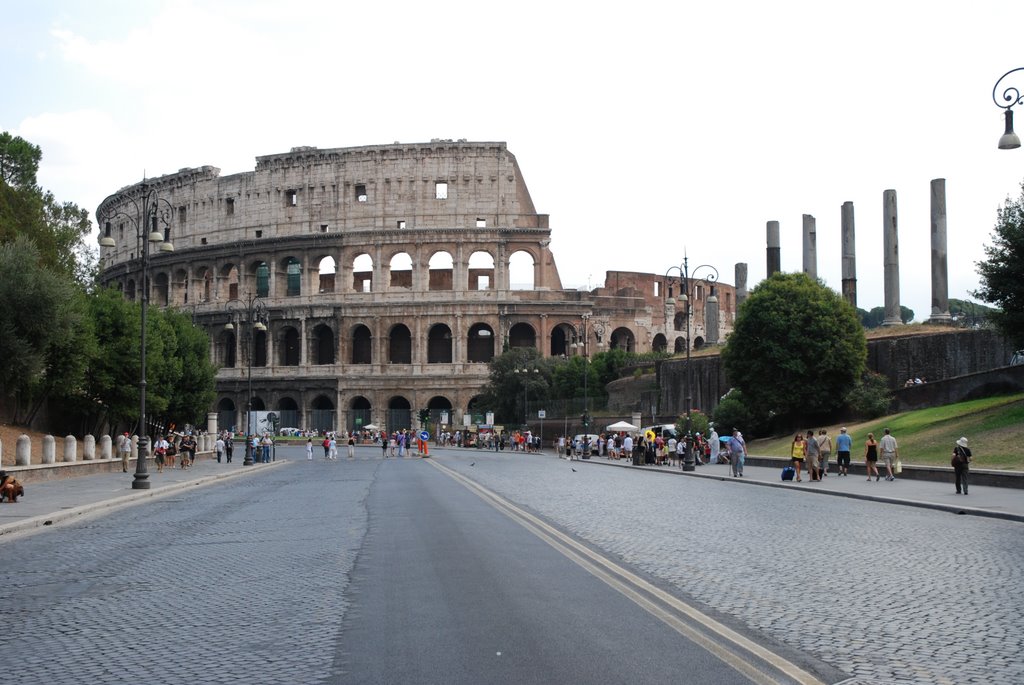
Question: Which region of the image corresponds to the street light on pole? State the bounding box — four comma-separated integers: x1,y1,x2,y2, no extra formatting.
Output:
993,67,1023,150
514,366,538,429
98,180,175,490
223,294,268,466
571,314,592,431
665,254,719,472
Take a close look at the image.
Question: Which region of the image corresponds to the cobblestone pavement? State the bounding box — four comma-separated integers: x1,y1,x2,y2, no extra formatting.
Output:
0,456,377,685
431,449,1024,685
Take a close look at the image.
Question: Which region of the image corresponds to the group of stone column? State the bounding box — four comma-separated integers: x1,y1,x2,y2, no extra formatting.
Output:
1,432,218,466
764,178,952,324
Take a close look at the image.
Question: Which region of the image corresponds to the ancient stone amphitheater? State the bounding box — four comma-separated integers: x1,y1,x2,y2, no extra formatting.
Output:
97,141,735,433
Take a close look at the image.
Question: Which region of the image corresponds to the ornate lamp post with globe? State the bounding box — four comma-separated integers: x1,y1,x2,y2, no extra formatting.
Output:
993,67,1023,150
223,294,268,466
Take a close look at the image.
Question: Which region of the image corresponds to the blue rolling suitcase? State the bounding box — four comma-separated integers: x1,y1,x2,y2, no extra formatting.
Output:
781,466,796,481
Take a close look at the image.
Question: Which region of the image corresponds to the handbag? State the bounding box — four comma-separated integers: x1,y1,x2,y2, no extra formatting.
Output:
895,459,902,474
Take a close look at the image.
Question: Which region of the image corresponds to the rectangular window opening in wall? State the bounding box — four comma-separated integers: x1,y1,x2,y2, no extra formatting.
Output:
178,206,187,224
654,282,660,297
476,218,486,228
285,189,297,207
355,184,367,202
320,224,329,233
435,181,448,200
225,198,235,215
201,237,208,245
255,230,263,238
397,220,406,229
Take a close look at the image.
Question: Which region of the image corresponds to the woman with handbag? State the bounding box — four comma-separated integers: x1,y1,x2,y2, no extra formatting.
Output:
952,436,972,495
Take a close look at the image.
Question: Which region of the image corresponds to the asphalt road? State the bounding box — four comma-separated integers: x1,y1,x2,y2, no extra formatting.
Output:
2,444,1021,684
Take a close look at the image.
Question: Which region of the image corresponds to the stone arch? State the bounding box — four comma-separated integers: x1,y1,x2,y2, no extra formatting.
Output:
468,250,495,291
389,251,413,289
173,267,189,306
221,263,239,301
352,253,373,293
218,329,237,367
154,272,170,307
467,323,495,363
508,322,536,349
126,278,136,301
508,250,535,290
276,396,300,429
351,324,372,364
194,266,213,302
253,329,268,367
674,336,686,353
550,323,576,357
674,311,686,332
387,395,412,432
609,327,636,353
217,397,236,434
427,323,453,364
652,333,668,353
311,324,335,365
253,260,270,298
389,323,412,364
280,325,300,366
349,395,371,433
310,395,335,433
427,396,454,427
466,395,486,423
281,256,302,297
317,256,336,294
693,335,705,350
428,251,454,291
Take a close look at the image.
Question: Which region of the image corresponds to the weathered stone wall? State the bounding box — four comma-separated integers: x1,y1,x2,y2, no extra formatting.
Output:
891,364,1024,412
867,329,1015,387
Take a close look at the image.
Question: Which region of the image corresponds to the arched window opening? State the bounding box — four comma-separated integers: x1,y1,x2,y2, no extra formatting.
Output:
428,396,454,427
508,250,535,290
427,324,453,364
281,326,300,366
154,272,170,307
352,254,373,292
389,324,412,364
313,324,335,365
253,329,268,367
255,262,270,298
217,397,237,434
311,395,335,433
219,330,237,368
318,256,336,293
285,257,301,297
508,322,536,349
428,251,454,291
387,396,412,432
609,327,636,353
468,251,494,291
277,397,300,430
352,325,372,364
652,333,668,353
349,396,371,433
389,252,413,289
674,337,686,353
467,323,495,363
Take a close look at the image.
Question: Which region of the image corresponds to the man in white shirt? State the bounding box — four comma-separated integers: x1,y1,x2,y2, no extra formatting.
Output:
879,428,899,481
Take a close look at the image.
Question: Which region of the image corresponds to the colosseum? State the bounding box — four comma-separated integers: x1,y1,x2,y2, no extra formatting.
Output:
97,140,737,434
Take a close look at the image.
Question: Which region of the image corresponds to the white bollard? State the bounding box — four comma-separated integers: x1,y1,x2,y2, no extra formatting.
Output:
64,435,78,462
16,435,31,466
83,434,96,460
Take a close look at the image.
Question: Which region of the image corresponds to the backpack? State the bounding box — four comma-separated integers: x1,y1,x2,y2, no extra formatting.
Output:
323,438,331,448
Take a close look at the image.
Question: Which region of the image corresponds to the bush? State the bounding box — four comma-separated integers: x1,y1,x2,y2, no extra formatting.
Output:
675,410,709,438
712,389,759,437
844,371,892,419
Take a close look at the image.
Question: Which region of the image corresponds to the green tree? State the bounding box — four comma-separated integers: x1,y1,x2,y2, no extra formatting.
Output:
974,180,1024,346
721,272,867,428
477,348,552,424
159,310,218,429
0,237,93,422
858,305,915,328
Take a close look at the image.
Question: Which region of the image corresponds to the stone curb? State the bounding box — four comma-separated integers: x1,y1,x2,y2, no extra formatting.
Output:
0,460,290,540
577,458,1024,524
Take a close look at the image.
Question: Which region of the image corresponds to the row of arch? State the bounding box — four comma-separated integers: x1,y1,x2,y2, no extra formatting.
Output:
116,248,546,308
217,320,648,368
216,393,481,434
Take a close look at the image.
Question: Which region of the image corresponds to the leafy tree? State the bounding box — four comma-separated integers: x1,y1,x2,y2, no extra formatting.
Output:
973,180,1024,345
159,310,218,429
711,389,759,437
0,237,93,422
948,298,995,328
857,305,915,328
477,348,552,424
721,272,867,427
675,409,709,438
0,131,93,285
843,371,891,419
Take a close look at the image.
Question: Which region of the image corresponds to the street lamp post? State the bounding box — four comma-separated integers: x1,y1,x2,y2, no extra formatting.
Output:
514,366,538,429
571,314,592,431
993,67,1023,150
665,255,719,472
98,180,174,490
223,294,268,466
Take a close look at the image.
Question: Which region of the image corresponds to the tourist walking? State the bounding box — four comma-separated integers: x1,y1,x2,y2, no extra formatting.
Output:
952,436,972,495
879,428,899,481
305,438,313,460
118,432,132,472
864,432,880,481
834,428,852,476
804,430,821,481
328,435,338,459
709,427,720,464
261,434,273,463
347,433,355,458
180,433,197,468
215,435,225,463
225,434,233,463
816,429,832,478
728,429,747,477
789,433,805,482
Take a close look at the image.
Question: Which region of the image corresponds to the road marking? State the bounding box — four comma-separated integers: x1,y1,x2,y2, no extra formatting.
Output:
428,459,826,685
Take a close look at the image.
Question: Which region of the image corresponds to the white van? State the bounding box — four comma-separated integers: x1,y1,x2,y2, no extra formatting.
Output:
640,424,678,441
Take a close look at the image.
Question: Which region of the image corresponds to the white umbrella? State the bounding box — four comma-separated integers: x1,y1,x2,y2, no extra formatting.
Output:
362,424,380,431
606,420,639,432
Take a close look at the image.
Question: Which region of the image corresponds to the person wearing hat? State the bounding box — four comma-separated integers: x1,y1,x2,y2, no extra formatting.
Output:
952,437,972,495
117,432,132,473
834,428,853,476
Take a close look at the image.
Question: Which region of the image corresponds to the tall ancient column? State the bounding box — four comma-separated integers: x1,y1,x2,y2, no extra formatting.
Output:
841,201,857,308
766,221,781,277
734,263,748,310
929,178,952,323
705,288,719,344
882,189,903,326
802,214,817,280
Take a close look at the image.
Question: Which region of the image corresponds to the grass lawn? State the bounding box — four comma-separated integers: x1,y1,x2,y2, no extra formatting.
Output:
746,393,1024,470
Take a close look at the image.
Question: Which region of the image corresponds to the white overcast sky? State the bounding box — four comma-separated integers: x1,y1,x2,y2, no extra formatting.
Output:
2,0,1022,319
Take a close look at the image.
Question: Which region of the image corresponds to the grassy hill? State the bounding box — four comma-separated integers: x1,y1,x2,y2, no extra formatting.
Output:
747,393,1024,470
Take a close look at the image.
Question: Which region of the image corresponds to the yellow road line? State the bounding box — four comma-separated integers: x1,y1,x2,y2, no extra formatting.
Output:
428,459,826,685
